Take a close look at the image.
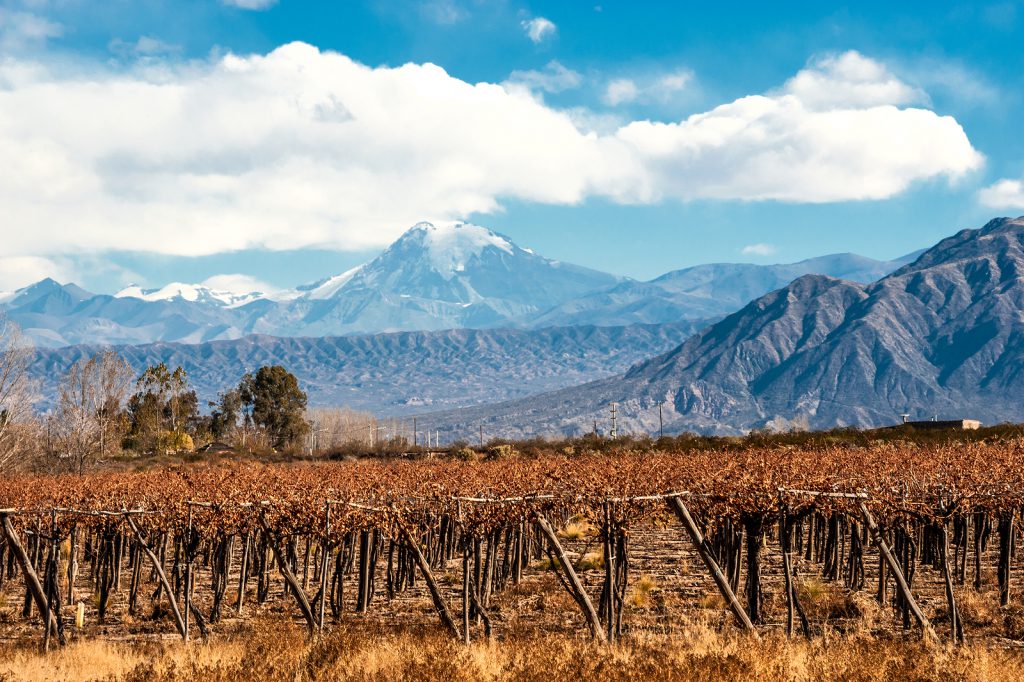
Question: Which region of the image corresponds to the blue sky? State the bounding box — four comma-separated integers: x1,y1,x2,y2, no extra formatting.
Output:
0,0,1022,293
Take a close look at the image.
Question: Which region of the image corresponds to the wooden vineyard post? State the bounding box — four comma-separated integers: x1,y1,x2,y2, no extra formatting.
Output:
602,500,616,644
124,513,187,641
779,500,794,636
940,522,964,644
398,524,461,640
236,533,250,615
1,514,59,645
461,542,471,644
318,504,331,632
777,495,810,639
859,502,937,644
535,514,606,642
67,525,77,607
998,510,1014,607
260,518,317,635
184,506,192,642
665,496,756,634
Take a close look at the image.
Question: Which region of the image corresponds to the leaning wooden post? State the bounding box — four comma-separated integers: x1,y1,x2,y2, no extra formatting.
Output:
260,517,316,635
398,524,461,640
318,504,331,631
859,502,937,643
1,514,59,641
535,514,606,642
666,496,756,633
124,513,187,641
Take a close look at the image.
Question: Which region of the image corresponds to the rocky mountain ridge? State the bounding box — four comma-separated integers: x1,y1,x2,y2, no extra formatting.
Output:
421,217,1024,439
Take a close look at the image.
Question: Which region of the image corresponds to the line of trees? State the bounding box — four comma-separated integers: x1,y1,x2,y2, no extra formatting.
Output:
0,316,314,474
43,358,312,472
0,314,455,474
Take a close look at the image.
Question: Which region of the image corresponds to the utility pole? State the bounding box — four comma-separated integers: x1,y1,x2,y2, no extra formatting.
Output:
479,424,484,448
658,402,664,440
413,417,418,447
610,402,618,439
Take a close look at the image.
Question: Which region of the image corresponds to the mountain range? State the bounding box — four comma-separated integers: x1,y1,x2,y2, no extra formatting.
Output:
3,221,914,347
27,321,705,414
422,217,1024,439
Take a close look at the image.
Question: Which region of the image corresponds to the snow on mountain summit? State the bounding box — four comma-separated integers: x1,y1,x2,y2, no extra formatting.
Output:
115,282,264,307
408,221,515,278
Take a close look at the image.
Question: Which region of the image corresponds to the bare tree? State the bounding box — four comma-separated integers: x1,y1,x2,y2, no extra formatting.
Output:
0,317,37,472
53,351,134,474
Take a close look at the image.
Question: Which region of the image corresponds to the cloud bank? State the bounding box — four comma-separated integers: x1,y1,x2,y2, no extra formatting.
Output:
978,179,1024,209
0,46,982,260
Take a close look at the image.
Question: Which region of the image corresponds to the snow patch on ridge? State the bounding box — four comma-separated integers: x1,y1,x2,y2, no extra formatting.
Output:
301,264,365,300
115,282,264,307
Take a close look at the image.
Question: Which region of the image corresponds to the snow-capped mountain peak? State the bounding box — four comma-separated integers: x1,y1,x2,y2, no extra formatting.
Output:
405,220,515,278
115,282,265,308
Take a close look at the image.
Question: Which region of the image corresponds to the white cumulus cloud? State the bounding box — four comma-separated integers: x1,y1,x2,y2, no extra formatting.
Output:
506,61,581,94
604,69,693,107
741,243,778,256
201,273,277,295
0,256,75,292
604,78,639,105
978,179,1024,209
522,17,556,43
0,46,983,263
781,51,925,109
0,8,62,51
222,0,278,10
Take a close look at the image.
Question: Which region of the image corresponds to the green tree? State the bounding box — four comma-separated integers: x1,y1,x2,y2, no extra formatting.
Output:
239,366,309,449
125,363,199,453
208,388,243,441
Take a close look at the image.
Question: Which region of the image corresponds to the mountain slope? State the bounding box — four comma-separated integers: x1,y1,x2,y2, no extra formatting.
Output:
424,217,1024,439
28,320,707,414
526,251,918,328
255,221,622,336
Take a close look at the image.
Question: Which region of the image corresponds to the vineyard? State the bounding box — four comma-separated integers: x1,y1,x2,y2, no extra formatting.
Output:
2,437,1024,657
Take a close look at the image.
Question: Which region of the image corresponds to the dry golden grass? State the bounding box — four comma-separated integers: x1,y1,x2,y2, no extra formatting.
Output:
557,516,595,541
3,619,1020,682
629,575,659,609
576,550,605,571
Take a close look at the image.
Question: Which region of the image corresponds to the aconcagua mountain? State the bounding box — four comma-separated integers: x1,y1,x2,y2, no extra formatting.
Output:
425,217,1024,439
250,221,622,336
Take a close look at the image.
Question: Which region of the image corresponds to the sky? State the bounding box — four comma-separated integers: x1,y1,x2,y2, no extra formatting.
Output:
0,0,1022,294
